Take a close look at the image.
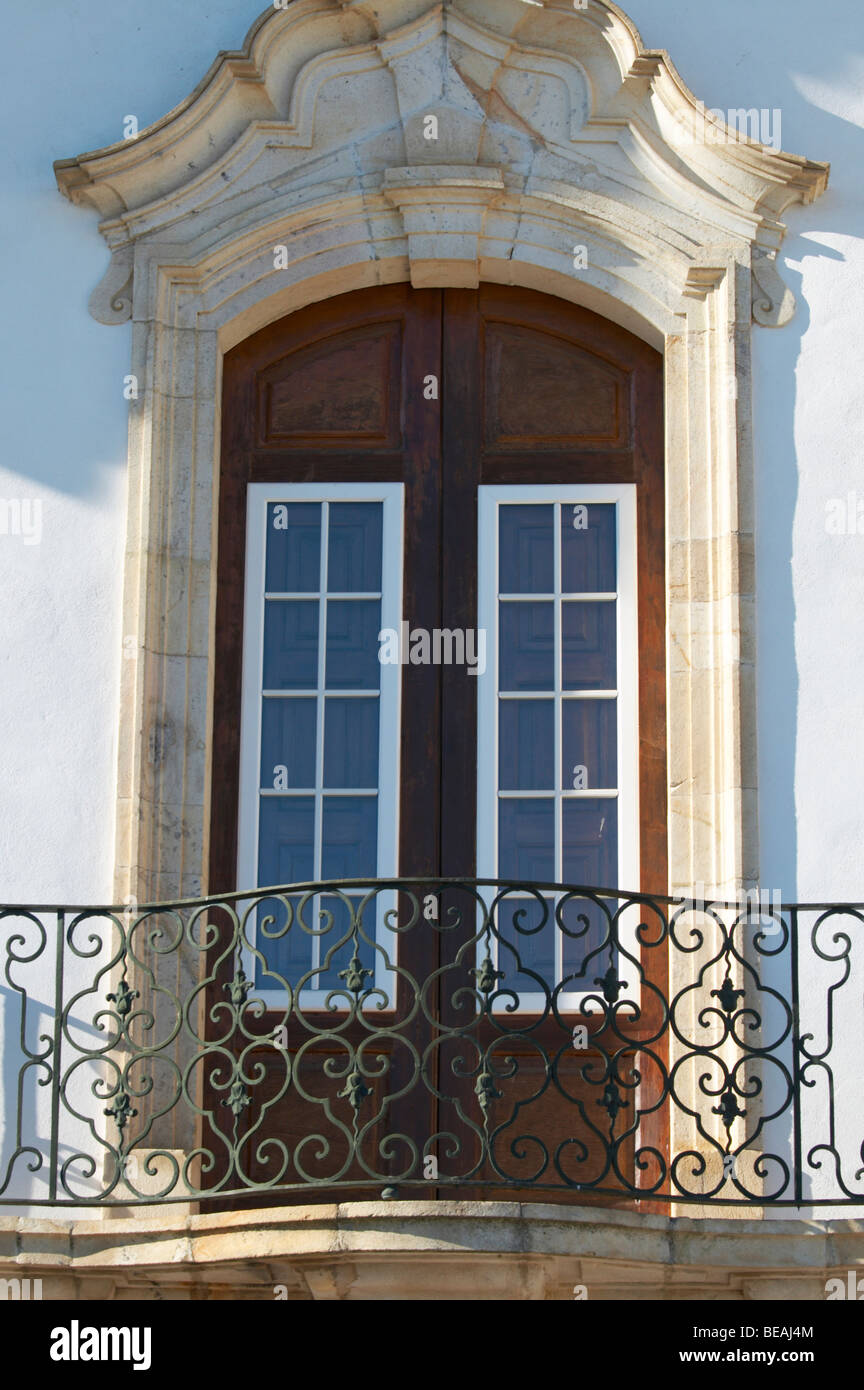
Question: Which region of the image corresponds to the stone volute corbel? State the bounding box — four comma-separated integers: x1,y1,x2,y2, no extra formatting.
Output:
88,245,134,327
751,247,797,328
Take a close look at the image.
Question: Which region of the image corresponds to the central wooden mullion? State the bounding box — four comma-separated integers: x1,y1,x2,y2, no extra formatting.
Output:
434,290,483,1193
396,287,443,884
440,289,482,881
389,288,444,1192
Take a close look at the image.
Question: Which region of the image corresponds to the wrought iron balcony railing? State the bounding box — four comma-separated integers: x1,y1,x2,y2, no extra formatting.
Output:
1,879,862,1208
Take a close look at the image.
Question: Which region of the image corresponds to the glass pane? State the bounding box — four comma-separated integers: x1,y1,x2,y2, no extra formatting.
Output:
499,700,554,790
562,601,616,689
499,504,554,593
324,697,379,788
317,894,377,994
327,503,383,592
561,502,616,592
562,799,618,887
562,701,617,790
499,602,554,691
498,798,555,882
265,503,321,592
325,600,382,690
257,796,315,888
255,893,313,991
496,897,556,987
559,894,615,985
321,796,378,879
560,801,618,981
263,600,319,690
260,698,317,788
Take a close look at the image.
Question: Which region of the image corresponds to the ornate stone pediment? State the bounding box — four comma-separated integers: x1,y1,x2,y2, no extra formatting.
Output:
55,0,827,327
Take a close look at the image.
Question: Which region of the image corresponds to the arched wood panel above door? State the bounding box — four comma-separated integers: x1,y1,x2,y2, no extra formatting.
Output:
483,320,628,450
256,320,405,450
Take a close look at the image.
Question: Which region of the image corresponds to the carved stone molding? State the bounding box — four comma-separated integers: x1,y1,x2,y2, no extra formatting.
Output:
2,1200,861,1300
53,0,829,916
55,0,827,331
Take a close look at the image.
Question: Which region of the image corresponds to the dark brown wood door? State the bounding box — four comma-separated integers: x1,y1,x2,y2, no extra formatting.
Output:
207,284,665,1207
437,288,666,1204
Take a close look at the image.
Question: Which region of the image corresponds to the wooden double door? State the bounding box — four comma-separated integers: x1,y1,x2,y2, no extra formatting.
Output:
208,283,666,1204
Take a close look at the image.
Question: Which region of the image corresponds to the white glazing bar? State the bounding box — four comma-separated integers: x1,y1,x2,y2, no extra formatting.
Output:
311,501,329,972
497,789,619,799
498,592,616,602
614,488,639,899
265,591,382,601
236,491,271,987
553,501,563,983
498,690,618,700
262,689,381,699
260,788,379,797
375,489,403,1003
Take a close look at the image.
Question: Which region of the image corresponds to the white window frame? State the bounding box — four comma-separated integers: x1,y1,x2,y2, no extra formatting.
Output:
236,482,404,1009
477,483,640,1012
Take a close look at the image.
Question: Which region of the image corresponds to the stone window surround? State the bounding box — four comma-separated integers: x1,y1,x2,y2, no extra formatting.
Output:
53,0,830,913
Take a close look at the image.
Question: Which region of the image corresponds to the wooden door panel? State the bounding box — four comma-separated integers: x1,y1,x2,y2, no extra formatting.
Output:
206,286,443,1208
438,286,666,1208
478,1043,637,1200
257,321,404,448
206,1043,400,1209
484,322,629,449
211,284,442,897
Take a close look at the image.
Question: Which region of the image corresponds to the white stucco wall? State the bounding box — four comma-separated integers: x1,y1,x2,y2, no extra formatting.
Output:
625,0,864,906
0,0,861,910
